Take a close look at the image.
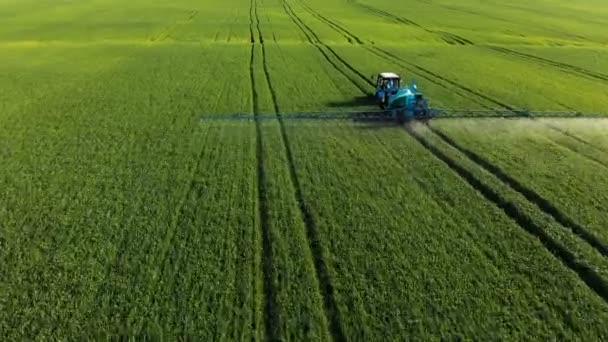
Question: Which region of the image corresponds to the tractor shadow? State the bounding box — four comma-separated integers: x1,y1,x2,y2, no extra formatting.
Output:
325,95,376,108
324,94,417,130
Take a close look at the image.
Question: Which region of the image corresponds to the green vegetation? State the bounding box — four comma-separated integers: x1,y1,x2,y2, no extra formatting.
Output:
1,0,608,339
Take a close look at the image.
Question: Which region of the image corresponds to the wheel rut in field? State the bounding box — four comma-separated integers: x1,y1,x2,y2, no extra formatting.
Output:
546,125,608,156
296,0,363,44
263,4,347,340
348,0,473,45
347,0,608,83
275,112,347,342
284,2,500,109
405,125,608,304
281,0,499,106
488,46,608,83
426,124,608,258
249,0,256,43
370,47,515,109
87,129,208,322
367,47,608,158
274,2,608,266
254,1,346,339
547,136,608,170
149,10,199,42
250,0,281,339
365,47,493,108
116,125,215,330
276,5,502,110
280,0,372,93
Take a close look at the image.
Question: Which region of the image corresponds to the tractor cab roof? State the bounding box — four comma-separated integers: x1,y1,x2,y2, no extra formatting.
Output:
379,72,400,79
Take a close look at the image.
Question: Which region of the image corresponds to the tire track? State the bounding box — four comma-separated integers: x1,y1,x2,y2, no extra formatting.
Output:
279,3,608,264
369,46,608,158
254,0,264,44
542,102,608,155
348,0,473,45
426,124,608,258
150,10,199,42
547,126,608,155
286,1,499,109
363,34,608,258
364,47,493,109
296,0,363,44
405,125,608,304
259,2,346,340
136,121,218,332
549,137,608,169
274,114,347,342
250,0,281,339
370,47,515,110
280,0,372,93
249,0,256,43
279,1,499,110
349,0,608,84
488,46,608,83
87,125,213,326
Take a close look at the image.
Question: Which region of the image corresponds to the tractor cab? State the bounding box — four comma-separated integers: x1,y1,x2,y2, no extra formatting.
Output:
374,72,401,108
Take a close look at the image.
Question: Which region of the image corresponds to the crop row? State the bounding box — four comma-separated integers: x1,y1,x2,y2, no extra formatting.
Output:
282,121,608,339
0,41,257,338
429,119,608,253
3,0,608,339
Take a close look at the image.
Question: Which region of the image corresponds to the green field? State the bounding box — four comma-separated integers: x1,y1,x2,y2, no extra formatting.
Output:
2,0,608,339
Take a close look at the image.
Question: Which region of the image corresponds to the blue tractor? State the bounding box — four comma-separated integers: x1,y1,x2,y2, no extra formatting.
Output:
374,72,433,121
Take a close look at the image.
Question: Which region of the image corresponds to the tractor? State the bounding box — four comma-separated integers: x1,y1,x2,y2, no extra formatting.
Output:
374,72,433,122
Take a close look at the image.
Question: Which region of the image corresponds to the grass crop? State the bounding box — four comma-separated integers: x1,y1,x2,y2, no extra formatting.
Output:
284,120,608,339
2,0,608,339
431,119,608,248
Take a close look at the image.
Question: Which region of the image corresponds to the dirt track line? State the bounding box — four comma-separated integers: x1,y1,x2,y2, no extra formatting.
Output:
135,122,218,332
269,8,348,341
546,125,608,155
427,125,608,258
254,115,281,341
259,4,346,340
281,3,497,106
254,0,264,44
489,46,608,83
252,45,282,342
349,0,608,80
297,0,363,44
549,137,608,169
149,9,199,42
283,1,373,89
349,0,472,45
249,0,256,43
281,0,316,44
250,1,282,338
364,46,493,108
405,125,608,304
254,114,281,342
280,0,370,93
274,114,348,342
374,45,608,154
373,47,515,109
